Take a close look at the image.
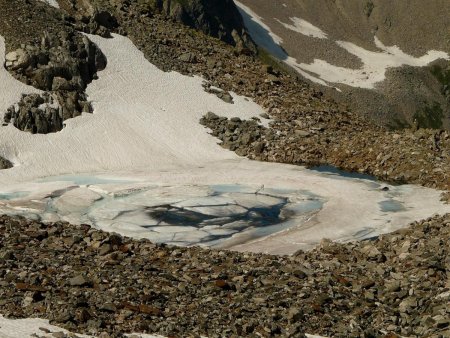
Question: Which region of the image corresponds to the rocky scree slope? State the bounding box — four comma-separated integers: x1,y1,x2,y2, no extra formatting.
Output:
0,2,449,337
0,214,449,337
59,0,256,53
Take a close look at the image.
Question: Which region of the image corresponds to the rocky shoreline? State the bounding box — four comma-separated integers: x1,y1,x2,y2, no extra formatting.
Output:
200,111,450,193
1,214,449,337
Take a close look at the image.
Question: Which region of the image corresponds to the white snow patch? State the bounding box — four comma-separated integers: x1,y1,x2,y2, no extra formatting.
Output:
277,17,328,39
38,0,60,8
0,315,164,338
236,2,449,89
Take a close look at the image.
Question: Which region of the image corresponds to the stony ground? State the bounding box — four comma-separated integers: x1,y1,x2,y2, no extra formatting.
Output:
1,214,449,337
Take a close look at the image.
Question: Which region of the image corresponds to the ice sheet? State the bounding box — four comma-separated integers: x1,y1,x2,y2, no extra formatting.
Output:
1,167,449,254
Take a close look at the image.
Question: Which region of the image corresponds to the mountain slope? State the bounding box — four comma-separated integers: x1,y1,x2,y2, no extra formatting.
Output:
236,0,450,129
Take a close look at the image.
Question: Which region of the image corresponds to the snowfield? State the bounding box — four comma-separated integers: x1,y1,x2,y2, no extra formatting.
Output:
0,33,449,255
235,1,449,89
0,34,263,183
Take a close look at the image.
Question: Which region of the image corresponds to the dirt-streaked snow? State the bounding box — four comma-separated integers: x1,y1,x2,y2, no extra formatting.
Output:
235,1,449,89
38,0,60,8
277,17,328,39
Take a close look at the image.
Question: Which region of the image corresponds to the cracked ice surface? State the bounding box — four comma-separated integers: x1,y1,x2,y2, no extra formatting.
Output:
1,167,449,255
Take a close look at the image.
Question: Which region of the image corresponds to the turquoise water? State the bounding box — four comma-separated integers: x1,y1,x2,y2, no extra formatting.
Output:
0,191,29,200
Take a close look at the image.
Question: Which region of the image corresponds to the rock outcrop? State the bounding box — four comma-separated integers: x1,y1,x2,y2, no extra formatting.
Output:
154,0,256,54
5,31,106,93
62,0,256,53
1,0,106,134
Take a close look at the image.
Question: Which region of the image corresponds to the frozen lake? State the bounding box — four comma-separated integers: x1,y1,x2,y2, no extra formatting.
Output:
1,162,448,254
0,33,449,254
